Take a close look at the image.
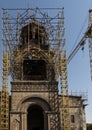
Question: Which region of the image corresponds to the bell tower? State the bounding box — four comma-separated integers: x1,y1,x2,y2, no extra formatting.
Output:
10,20,61,130
13,20,55,81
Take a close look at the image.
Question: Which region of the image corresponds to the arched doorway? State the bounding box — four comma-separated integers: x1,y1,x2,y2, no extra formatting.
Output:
27,104,44,130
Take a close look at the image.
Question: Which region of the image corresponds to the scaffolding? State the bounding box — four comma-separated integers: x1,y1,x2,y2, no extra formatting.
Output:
0,9,10,130
0,52,10,130
0,8,70,130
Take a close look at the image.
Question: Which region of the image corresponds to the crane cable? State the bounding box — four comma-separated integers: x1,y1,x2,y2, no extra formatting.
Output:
69,13,88,58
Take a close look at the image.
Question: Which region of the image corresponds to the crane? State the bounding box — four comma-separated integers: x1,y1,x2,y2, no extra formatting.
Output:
67,9,92,80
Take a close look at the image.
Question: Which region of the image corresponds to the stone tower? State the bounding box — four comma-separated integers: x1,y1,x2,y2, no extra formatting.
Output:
9,20,87,130
10,20,61,130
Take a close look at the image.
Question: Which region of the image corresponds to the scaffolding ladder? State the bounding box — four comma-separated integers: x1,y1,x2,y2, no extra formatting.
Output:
58,8,70,130
0,52,10,130
48,81,61,130
60,52,71,130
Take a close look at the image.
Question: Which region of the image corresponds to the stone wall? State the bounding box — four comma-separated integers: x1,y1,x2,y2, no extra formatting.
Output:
10,80,87,130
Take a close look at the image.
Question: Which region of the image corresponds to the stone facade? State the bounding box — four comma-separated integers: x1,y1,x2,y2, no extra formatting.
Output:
69,96,86,130
10,81,58,130
10,80,86,130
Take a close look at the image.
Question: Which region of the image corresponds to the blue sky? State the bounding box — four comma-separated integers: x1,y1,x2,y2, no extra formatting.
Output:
0,0,92,123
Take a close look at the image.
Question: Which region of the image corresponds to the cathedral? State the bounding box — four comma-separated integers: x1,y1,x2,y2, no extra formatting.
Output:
0,8,88,130
9,20,87,130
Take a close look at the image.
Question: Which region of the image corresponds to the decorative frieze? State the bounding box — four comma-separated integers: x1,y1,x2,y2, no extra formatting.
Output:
11,81,58,92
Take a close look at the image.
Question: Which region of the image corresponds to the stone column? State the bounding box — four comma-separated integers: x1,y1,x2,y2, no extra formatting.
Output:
47,112,50,130
22,113,27,130
10,113,20,130
44,111,48,130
